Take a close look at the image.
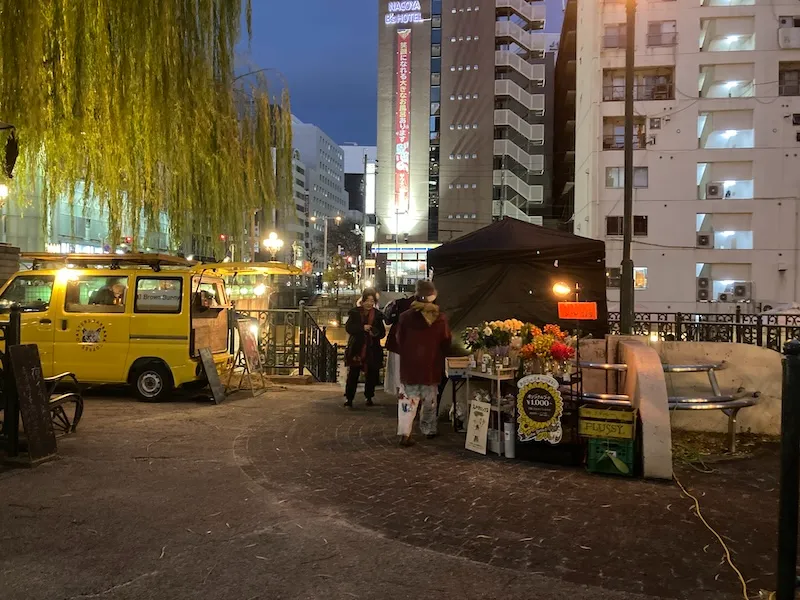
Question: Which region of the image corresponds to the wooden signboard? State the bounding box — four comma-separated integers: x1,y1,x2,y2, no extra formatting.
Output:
237,321,262,374
465,400,491,455
578,406,636,440
558,302,598,321
199,347,226,405
8,345,58,464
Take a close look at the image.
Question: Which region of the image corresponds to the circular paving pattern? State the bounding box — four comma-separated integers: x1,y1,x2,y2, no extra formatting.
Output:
237,393,758,599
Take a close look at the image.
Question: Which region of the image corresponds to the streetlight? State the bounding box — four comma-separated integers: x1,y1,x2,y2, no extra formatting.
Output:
309,214,342,277
262,231,284,260
553,281,582,375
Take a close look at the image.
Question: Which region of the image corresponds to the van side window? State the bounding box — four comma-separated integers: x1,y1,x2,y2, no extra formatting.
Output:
191,279,226,313
135,278,182,314
64,276,128,313
0,275,55,312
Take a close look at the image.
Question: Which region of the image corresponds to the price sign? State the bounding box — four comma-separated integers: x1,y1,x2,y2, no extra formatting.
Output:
558,301,598,321
516,374,564,445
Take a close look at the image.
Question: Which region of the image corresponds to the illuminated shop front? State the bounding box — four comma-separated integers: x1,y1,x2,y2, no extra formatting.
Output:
371,242,440,292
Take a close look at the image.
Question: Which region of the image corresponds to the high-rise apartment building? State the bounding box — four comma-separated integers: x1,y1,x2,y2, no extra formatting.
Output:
565,0,800,313
376,0,554,248
342,145,378,216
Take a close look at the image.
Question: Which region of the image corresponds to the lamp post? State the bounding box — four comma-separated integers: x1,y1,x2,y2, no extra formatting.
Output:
553,281,582,375
262,231,284,260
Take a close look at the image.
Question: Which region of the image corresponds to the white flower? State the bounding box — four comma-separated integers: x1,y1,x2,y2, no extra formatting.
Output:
483,326,492,336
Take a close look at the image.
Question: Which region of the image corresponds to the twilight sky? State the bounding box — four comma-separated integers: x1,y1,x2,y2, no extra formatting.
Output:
241,0,564,146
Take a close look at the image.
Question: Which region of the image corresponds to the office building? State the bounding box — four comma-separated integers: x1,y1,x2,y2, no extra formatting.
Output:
376,0,554,251
342,144,378,216
292,117,347,237
562,0,800,313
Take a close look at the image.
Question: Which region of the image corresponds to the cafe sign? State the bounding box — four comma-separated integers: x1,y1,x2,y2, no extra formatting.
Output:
385,1,424,25
516,374,564,445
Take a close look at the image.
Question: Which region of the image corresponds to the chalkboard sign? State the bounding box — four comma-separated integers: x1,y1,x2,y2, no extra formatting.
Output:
8,344,58,463
516,374,564,445
199,347,226,405
237,320,262,374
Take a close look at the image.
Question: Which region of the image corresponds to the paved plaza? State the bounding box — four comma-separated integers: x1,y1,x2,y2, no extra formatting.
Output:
0,385,781,599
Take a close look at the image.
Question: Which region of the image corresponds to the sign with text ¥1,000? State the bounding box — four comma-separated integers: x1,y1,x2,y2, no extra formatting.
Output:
578,407,637,440
557,302,598,321
516,374,564,445
465,400,491,455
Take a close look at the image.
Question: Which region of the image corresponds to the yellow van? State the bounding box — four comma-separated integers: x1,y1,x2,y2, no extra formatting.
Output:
0,253,232,401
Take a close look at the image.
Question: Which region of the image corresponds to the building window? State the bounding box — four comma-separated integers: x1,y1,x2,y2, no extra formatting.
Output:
431,29,441,44
605,216,648,236
603,24,626,49
431,44,441,57
606,267,648,290
646,21,677,46
431,86,440,102
780,63,800,96
605,167,649,188
431,72,440,86
431,58,441,72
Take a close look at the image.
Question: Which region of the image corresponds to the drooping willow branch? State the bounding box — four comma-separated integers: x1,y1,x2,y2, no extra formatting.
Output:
0,0,291,255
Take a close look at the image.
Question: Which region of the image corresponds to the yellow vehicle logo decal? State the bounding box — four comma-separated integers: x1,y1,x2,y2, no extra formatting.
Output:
77,319,107,351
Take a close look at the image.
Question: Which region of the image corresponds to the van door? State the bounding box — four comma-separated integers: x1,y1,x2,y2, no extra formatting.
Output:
53,274,131,383
0,273,57,376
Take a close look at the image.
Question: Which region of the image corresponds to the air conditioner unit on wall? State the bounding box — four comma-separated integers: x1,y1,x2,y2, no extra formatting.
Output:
696,232,714,248
696,277,710,302
706,182,723,199
733,281,752,301
718,292,732,303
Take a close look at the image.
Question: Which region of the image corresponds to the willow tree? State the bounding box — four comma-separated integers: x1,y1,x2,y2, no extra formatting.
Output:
0,0,291,254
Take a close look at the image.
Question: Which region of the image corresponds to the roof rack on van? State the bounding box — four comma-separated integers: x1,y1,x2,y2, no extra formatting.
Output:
21,253,198,272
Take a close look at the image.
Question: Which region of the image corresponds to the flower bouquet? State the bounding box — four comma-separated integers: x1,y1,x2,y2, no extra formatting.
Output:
519,324,576,377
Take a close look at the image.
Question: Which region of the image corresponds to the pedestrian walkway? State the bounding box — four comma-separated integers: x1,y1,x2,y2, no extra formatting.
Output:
0,387,779,599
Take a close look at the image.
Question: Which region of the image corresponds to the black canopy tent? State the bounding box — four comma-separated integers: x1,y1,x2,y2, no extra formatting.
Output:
427,218,608,340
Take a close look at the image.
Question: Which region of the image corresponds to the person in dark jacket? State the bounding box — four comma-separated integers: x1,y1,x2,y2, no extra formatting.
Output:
395,279,451,445
343,287,386,408
382,293,414,397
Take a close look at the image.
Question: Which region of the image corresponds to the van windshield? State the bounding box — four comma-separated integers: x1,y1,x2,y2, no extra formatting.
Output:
0,275,56,312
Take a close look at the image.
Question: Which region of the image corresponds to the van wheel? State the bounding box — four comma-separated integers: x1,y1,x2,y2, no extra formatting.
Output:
133,363,173,402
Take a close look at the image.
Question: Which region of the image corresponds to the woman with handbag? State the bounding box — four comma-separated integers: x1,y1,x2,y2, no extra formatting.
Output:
343,288,386,408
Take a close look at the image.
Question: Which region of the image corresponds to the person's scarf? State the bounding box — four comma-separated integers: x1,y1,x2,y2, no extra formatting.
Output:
358,307,376,373
411,300,439,325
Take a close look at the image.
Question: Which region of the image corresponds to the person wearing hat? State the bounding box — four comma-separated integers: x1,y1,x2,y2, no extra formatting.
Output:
395,279,451,446
343,287,386,408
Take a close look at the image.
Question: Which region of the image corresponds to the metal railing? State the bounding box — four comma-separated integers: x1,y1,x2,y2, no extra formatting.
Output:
602,83,674,101
607,307,800,352
602,133,647,150
646,32,677,47
237,305,338,382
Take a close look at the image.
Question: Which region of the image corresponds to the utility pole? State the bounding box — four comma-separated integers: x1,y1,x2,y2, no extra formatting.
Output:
322,218,329,283
361,153,368,286
620,0,637,335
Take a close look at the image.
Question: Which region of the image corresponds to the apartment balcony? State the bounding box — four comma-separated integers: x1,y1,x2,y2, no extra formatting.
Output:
494,139,544,173
603,82,674,101
697,110,754,149
646,32,678,47
602,116,647,150
495,21,546,54
701,0,753,5
496,0,546,27
495,80,545,112
699,64,755,98
494,109,545,143
492,200,544,225
700,17,755,52
493,170,545,203
697,161,754,199
495,51,545,83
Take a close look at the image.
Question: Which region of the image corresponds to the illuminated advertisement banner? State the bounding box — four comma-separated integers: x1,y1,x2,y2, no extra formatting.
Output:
395,29,411,213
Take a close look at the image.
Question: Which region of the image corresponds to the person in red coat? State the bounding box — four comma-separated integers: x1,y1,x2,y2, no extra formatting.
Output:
395,280,451,446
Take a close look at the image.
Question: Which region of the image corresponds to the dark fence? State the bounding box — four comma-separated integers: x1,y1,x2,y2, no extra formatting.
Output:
608,306,800,352
237,305,338,382
0,306,23,454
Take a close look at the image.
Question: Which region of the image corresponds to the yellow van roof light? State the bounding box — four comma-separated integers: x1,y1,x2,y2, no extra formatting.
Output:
21,252,198,272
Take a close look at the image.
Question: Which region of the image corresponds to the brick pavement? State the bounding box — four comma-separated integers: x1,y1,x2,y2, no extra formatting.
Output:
240,391,780,600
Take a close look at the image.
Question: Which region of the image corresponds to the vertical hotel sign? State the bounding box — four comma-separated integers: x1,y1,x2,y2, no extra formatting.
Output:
395,29,411,213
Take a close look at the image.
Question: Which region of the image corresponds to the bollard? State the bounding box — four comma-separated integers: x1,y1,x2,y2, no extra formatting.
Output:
777,339,800,599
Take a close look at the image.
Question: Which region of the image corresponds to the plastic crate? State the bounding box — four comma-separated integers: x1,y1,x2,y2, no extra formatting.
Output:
587,438,635,476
